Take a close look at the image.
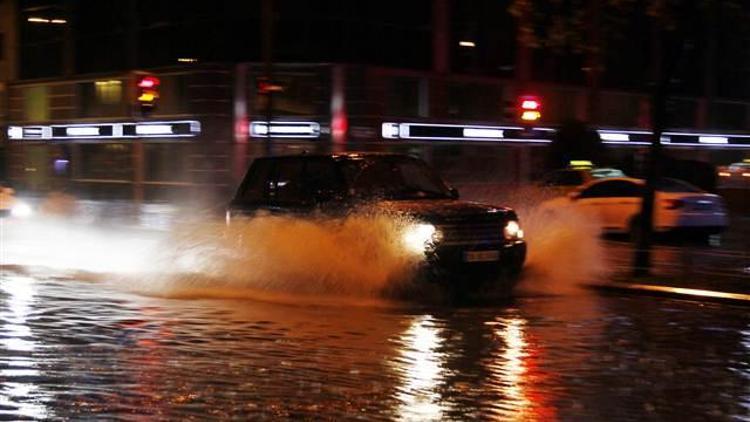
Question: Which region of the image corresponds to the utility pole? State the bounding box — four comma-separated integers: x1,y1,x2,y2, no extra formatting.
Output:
432,0,450,74
127,0,143,204
261,0,274,155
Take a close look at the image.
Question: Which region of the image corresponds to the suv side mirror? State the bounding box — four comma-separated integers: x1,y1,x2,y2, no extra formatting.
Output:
449,187,459,199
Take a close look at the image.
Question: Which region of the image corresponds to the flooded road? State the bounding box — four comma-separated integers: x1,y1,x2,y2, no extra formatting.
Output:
2,272,750,420
2,199,749,420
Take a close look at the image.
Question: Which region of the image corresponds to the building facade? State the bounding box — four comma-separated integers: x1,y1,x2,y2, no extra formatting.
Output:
4,62,750,201
2,0,750,200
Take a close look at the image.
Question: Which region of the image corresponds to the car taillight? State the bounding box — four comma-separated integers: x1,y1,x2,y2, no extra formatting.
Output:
663,199,684,210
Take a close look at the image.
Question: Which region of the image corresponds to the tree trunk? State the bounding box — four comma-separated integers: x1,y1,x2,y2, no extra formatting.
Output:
634,17,668,277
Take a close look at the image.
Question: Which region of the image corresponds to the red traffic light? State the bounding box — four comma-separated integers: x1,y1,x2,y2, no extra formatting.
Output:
137,76,160,89
521,99,540,110
134,73,160,115
257,80,284,94
518,95,542,122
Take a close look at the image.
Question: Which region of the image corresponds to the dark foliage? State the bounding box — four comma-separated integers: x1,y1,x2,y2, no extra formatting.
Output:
545,119,607,170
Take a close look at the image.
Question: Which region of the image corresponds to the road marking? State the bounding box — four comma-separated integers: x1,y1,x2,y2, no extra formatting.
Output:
586,282,750,305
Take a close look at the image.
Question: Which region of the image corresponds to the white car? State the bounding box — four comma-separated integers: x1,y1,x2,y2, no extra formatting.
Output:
539,166,627,195
541,177,728,236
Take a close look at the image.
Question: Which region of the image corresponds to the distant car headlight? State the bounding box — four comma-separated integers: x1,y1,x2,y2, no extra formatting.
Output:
11,201,33,218
504,220,524,240
402,223,440,254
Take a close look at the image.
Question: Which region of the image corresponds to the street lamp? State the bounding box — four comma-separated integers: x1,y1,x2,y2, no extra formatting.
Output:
27,17,67,24
23,4,73,76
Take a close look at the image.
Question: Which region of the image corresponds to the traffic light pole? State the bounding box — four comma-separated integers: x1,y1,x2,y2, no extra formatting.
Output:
131,73,159,204
132,140,144,204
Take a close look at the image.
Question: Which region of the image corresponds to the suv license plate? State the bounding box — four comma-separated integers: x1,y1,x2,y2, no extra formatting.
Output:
463,250,500,263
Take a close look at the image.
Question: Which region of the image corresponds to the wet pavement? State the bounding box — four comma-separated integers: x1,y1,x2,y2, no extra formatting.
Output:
2,198,750,420
1,273,750,420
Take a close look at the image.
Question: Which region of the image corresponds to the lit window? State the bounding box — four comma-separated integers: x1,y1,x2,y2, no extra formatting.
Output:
94,80,123,105
23,86,49,121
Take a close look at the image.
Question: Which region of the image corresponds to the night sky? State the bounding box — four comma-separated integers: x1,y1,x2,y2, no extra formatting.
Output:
15,0,750,99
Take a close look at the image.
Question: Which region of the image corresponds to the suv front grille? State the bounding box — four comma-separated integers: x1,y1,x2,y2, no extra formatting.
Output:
437,220,505,246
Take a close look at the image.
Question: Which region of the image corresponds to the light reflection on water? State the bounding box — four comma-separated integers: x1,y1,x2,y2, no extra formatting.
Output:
393,315,450,421
1,272,750,419
738,329,750,415
0,276,49,420
489,317,532,419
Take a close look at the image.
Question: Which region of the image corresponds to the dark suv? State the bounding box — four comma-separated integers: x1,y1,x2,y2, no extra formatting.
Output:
227,153,526,286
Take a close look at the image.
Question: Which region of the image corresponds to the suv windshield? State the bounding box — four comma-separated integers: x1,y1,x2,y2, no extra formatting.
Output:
342,157,453,200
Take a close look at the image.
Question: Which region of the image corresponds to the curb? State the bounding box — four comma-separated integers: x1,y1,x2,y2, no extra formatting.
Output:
585,282,750,306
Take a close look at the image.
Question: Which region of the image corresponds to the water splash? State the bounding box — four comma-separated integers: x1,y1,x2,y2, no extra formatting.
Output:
519,205,608,295
136,213,424,300
457,184,609,295
3,185,608,301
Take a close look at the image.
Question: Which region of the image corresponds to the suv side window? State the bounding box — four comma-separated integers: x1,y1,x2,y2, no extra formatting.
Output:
273,159,305,204
303,158,344,202
238,159,273,202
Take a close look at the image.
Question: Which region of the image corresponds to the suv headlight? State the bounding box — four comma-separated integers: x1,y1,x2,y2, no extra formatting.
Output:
504,220,524,240
402,223,441,254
